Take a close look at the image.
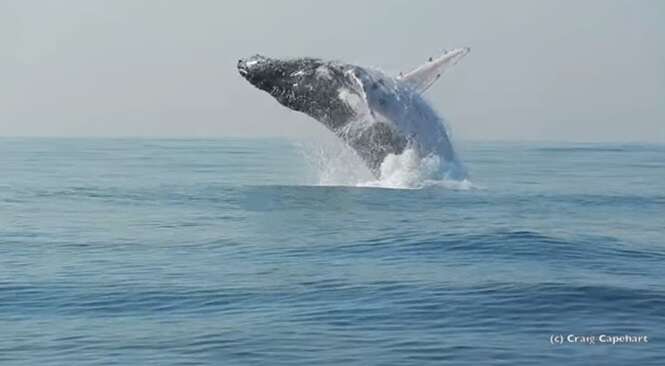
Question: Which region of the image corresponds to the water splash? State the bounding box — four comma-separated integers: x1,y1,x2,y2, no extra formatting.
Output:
296,138,374,186
297,139,475,190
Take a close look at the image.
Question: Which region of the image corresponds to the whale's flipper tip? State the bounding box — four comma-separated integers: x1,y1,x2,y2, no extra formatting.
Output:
399,47,471,93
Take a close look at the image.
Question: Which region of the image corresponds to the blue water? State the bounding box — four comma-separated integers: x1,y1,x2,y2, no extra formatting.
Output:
1,138,664,365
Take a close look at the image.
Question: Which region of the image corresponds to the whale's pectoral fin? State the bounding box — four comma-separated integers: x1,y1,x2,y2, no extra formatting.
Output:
398,47,470,94
345,122,408,177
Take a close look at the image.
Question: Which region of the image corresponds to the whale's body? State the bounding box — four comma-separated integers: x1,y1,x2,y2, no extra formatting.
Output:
237,49,470,179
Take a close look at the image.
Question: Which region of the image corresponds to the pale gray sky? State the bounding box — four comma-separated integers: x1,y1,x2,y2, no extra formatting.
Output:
2,0,664,142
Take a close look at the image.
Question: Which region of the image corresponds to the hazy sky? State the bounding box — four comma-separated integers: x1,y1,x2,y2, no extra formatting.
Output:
2,0,664,142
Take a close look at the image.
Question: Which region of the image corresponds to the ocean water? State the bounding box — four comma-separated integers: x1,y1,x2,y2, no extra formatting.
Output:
1,137,664,365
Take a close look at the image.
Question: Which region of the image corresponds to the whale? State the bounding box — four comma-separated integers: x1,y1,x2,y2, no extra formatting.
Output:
237,48,470,179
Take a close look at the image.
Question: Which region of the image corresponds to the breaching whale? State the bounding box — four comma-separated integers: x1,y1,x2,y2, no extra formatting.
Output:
237,48,470,179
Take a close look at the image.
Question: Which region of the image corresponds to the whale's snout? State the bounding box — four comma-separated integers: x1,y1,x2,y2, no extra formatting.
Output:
237,55,270,81
237,58,251,78
237,59,248,76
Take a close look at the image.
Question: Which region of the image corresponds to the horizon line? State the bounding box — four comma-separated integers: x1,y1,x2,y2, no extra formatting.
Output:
0,135,663,145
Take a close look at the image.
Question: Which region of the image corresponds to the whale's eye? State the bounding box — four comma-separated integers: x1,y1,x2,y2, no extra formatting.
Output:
371,82,379,90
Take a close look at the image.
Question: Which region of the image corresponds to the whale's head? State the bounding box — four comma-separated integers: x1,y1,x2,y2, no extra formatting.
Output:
238,55,357,129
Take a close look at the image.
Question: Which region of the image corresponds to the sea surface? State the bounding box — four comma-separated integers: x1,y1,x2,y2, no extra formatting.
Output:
1,137,664,365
